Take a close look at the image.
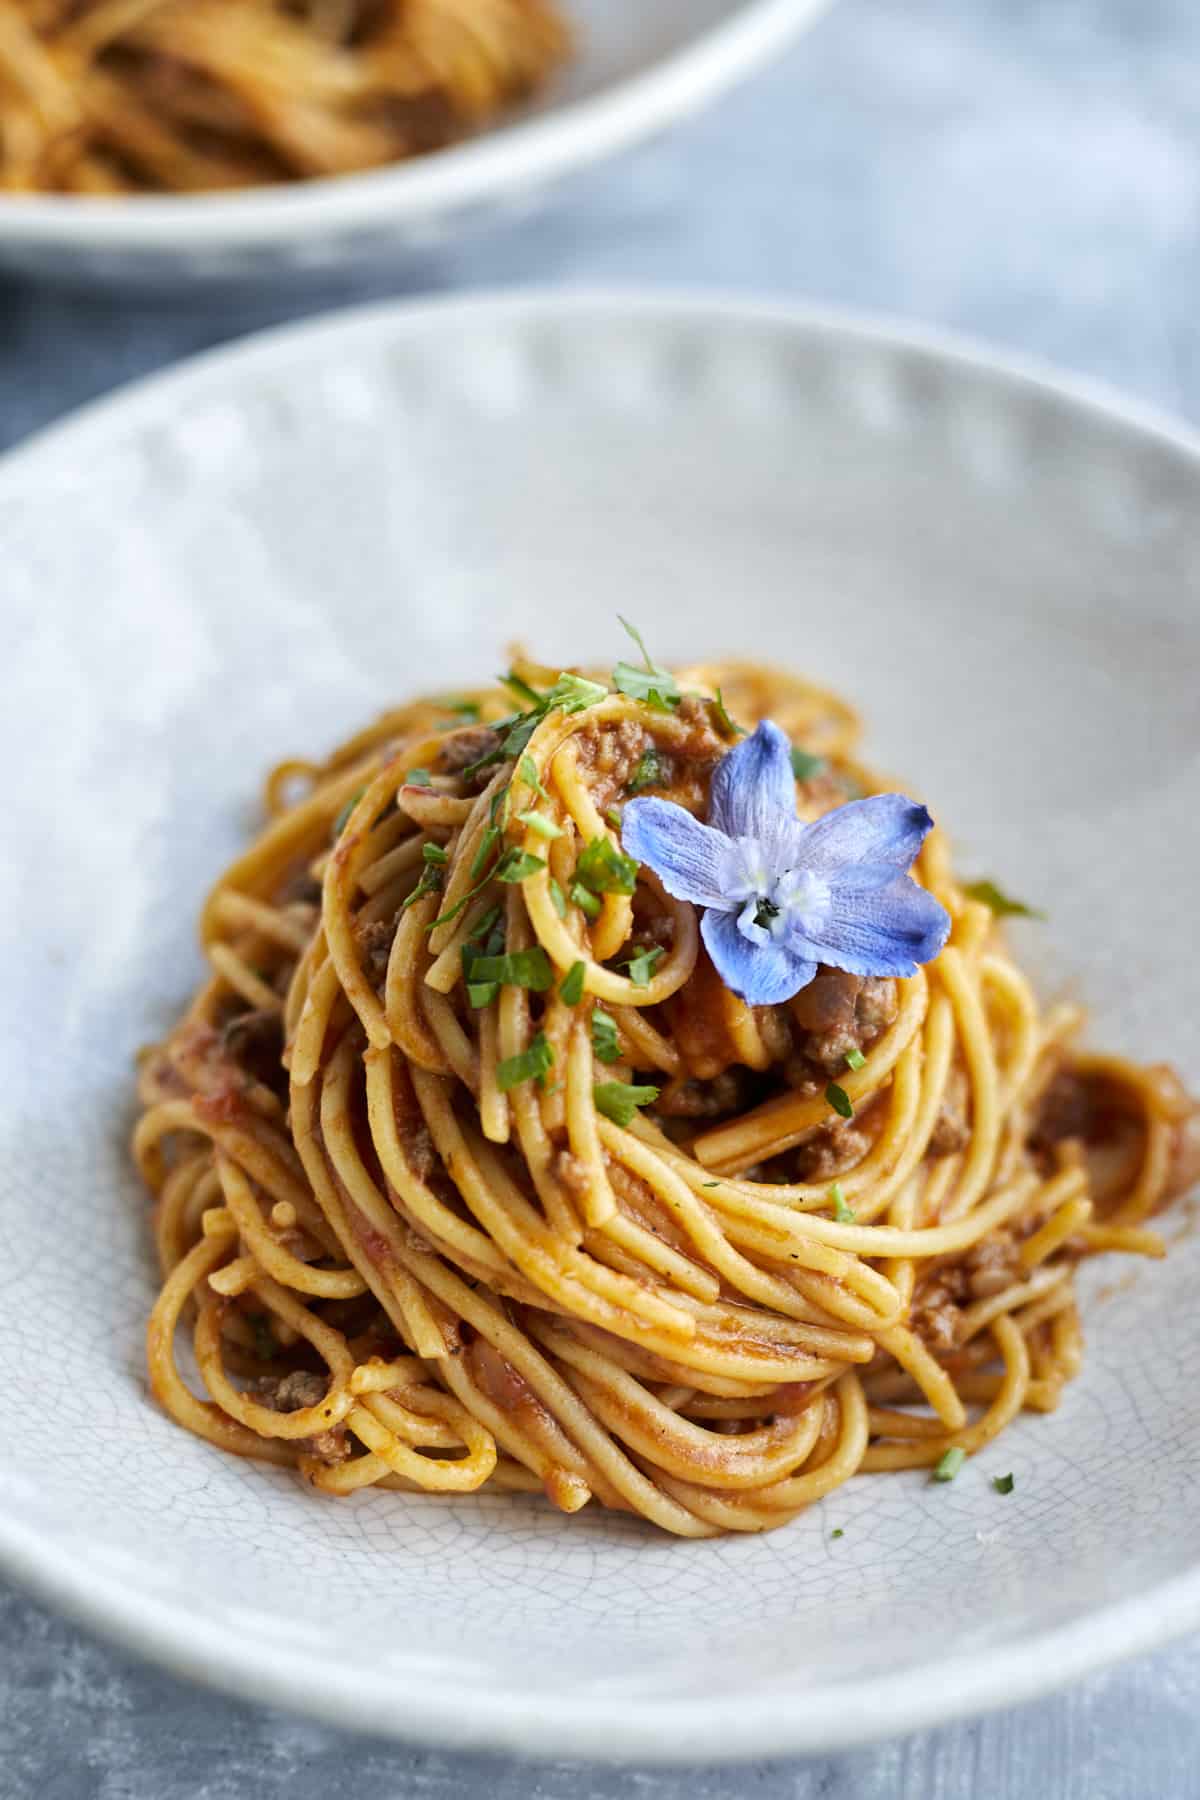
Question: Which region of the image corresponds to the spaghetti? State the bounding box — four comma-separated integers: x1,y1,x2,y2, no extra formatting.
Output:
136,652,1199,1536
0,0,568,195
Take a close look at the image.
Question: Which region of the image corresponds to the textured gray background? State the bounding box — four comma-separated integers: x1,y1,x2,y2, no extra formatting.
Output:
3,0,1200,1794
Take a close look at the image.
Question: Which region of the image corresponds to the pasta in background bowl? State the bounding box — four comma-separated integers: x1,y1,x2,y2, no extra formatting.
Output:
0,0,834,285
1,293,1198,1759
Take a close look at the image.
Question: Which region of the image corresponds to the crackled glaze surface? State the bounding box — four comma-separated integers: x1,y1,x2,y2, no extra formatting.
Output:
1,297,1198,1758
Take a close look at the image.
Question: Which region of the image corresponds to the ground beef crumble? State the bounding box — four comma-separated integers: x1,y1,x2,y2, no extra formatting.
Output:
788,971,898,1073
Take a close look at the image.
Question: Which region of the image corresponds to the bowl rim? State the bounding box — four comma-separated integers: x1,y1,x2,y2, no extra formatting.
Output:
3,287,1199,1761
0,0,832,249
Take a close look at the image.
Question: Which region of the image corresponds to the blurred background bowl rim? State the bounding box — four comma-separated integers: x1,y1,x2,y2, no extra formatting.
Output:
3,286,1200,1760
0,0,833,249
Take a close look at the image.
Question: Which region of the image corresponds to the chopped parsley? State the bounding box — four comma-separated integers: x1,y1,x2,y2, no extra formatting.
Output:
701,1181,722,1190
624,944,664,987
710,687,744,740
575,835,638,896
591,1009,620,1063
570,881,602,921
845,1046,867,1071
605,806,624,830
544,672,608,713
559,960,586,1006
992,1473,1015,1495
467,946,553,994
516,809,563,841
790,747,826,783
965,879,1045,920
547,877,567,919
933,1447,966,1483
830,1528,844,1541
502,672,544,708
593,1080,661,1127
332,788,365,839
830,1182,856,1223
628,747,667,793
469,824,502,881
825,1081,854,1120
612,616,680,711
438,697,481,722
494,848,546,883
404,767,432,787
496,1031,555,1093
422,842,448,867
461,910,506,1006
462,911,504,1005
518,754,550,801
401,861,444,913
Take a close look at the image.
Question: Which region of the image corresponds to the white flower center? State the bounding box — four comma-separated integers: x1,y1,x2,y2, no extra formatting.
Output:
725,838,830,949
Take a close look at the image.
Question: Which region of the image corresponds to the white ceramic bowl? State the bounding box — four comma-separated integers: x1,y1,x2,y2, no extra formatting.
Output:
0,0,830,287
1,292,1198,1761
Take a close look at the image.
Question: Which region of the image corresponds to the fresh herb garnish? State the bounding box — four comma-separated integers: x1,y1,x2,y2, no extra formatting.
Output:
548,877,567,919
502,672,544,708
933,1447,966,1483
628,748,666,793
559,960,586,1006
593,1080,661,1127
495,848,546,883
830,1528,844,1541
462,673,605,783
404,768,432,787
992,1473,1015,1495
710,688,745,740
544,672,608,714
826,1081,854,1120
576,835,638,896
466,904,502,943
497,1032,555,1093
790,747,826,783
570,881,602,920
332,789,365,839
623,944,664,987
438,697,481,722
845,1046,866,1071
591,1009,620,1063
965,879,1045,920
612,616,680,711
701,1180,722,1189
518,754,550,801
830,1182,856,1223
517,810,563,841
470,825,502,881
605,806,623,830
467,947,554,994
401,861,445,912
422,842,448,866
461,909,506,1006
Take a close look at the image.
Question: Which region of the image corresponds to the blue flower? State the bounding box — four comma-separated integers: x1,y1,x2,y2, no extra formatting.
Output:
620,720,951,1007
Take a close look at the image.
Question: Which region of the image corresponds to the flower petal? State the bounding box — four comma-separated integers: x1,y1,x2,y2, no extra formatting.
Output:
620,798,734,910
708,719,797,841
786,872,951,979
702,907,818,1006
796,794,935,875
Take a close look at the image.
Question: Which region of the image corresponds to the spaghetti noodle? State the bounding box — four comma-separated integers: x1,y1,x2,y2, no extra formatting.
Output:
135,652,1199,1536
0,0,568,195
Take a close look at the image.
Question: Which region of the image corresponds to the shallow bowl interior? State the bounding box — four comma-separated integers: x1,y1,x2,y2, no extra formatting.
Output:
1,293,1198,1760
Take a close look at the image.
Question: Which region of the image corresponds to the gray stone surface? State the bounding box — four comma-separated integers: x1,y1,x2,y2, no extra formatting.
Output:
2,0,1199,1793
